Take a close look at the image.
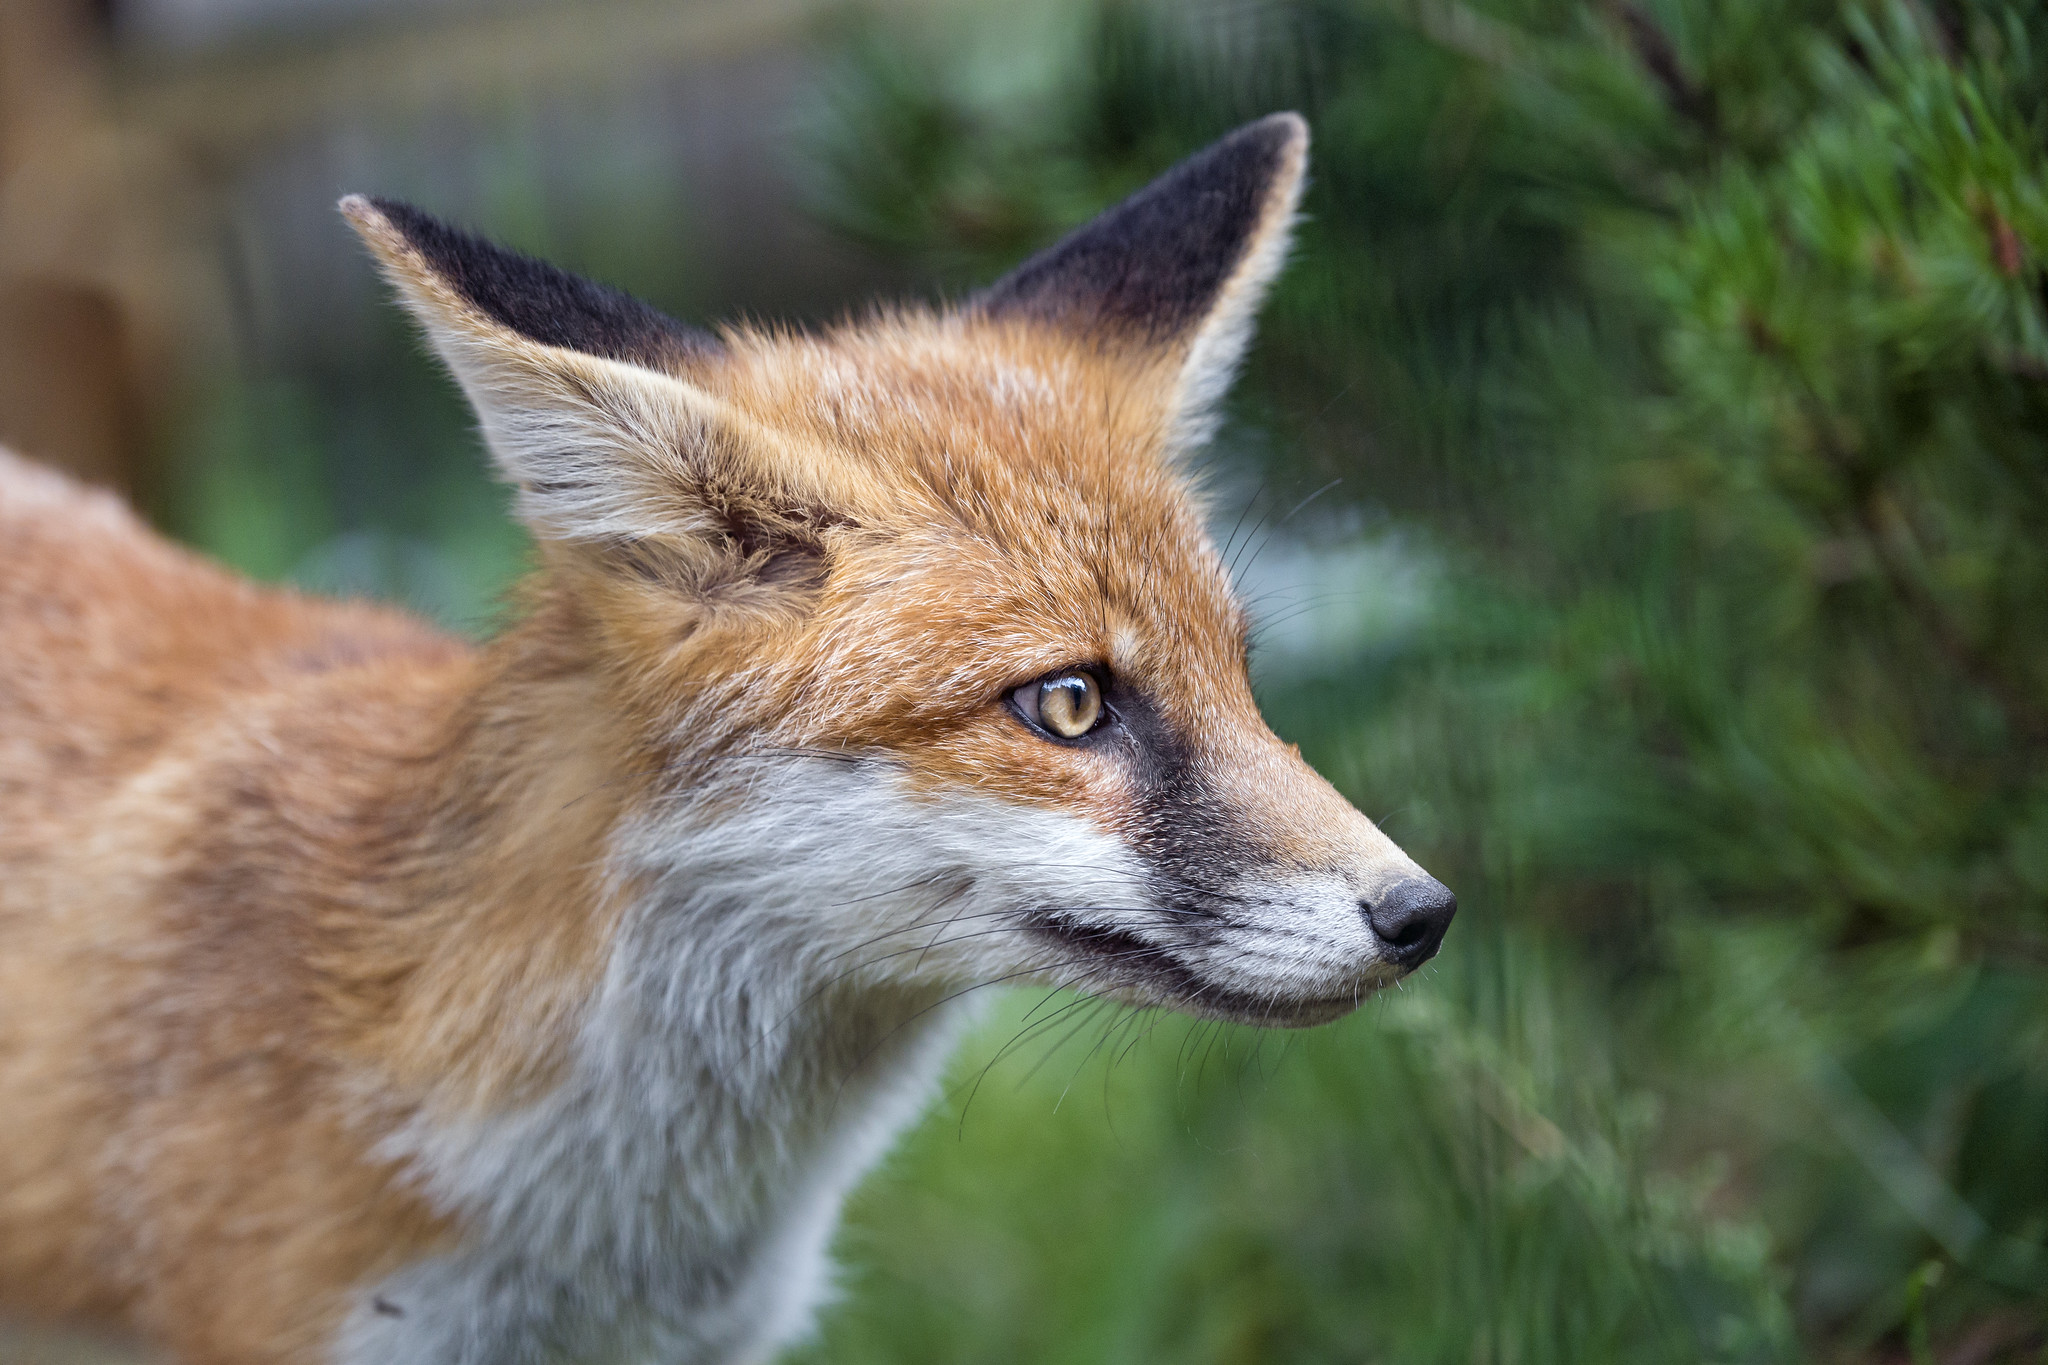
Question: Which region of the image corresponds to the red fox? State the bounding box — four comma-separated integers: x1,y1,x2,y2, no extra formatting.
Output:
0,113,1453,1365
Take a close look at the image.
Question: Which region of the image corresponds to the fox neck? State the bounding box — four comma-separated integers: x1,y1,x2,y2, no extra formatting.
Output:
347,587,966,1245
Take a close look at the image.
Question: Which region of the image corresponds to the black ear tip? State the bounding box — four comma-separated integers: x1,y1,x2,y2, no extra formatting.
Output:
339,195,480,274
360,195,426,228
338,194,720,372
974,111,1312,341
338,193,429,235
338,193,393,233
1248,110,1309,152
1210,111,1310,190
1205,111,1309,173
346,196,484,268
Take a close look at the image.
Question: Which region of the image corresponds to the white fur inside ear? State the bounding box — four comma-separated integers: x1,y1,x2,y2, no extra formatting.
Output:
421,302,793,551
343,201,741,547
453,341,723,544
1167,192,1304,456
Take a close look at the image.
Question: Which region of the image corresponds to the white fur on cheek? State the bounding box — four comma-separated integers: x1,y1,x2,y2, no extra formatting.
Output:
336,759,1149,1365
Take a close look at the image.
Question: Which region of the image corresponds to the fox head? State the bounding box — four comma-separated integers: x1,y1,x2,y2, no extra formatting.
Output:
343,113,1452,1032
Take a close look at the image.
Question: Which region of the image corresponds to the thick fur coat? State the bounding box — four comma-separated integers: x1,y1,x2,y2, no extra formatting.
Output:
0,114,1454,1364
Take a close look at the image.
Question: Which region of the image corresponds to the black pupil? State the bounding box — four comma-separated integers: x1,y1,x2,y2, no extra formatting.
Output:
1045,676,1094,731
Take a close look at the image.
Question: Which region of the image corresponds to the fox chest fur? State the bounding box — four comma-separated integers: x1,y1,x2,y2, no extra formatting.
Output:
0,114,1454,1365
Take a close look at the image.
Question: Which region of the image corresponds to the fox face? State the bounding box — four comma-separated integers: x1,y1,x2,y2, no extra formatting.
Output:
345,113,1452,1038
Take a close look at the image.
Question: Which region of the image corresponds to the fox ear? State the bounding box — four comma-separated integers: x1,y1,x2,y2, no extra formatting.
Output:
975,112,1308,450
341,196,858,585
343,195,720,377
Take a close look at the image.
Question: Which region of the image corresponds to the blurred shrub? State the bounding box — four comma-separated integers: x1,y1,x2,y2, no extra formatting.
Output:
791,1,2048,1360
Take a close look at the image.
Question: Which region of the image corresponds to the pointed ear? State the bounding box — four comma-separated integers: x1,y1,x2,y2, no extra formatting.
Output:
341,196,859,582
344,195,719,375
974,113,1308,449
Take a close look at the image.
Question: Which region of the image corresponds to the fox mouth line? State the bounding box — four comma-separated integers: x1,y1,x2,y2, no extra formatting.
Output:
1024,911,1371,1028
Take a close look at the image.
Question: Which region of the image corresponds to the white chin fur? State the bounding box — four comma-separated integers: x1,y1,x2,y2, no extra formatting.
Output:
344,757,1387,1365
1166,870,1401,1011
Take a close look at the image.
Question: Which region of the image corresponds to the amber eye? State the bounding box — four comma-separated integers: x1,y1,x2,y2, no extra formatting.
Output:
1012,671,1105,740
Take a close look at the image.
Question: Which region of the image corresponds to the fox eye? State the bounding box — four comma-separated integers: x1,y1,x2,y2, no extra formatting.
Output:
1011,671,1105,740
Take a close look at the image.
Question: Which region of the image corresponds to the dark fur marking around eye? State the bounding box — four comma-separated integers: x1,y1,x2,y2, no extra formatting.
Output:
973,113,1301,344
368,198,721,374
1101,678,1281,904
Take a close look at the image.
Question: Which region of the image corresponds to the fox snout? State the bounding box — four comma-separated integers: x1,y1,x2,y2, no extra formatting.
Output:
1064,732,1455,1027
925,649,1451,1026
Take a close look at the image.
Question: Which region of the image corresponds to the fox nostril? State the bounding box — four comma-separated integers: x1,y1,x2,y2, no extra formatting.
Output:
1363,877,1457,968
1380,915,1431,950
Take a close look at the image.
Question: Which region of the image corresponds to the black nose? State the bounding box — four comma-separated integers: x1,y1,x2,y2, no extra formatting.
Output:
1364,877,1457,969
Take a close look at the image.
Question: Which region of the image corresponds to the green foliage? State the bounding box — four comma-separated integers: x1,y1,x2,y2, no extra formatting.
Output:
801,934,1793,1365
791,1,2048,1359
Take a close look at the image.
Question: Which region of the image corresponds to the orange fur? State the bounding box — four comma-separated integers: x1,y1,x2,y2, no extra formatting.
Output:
0,115,1446,1365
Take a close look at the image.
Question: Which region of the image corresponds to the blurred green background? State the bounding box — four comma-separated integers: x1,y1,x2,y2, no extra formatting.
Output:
3,0,2045,1361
